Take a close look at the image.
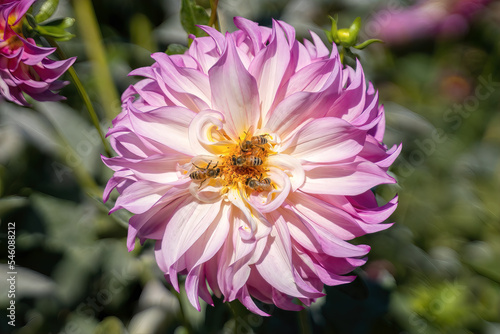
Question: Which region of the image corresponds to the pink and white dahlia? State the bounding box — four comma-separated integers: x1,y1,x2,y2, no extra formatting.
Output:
0,0,75,106
103,17,400,314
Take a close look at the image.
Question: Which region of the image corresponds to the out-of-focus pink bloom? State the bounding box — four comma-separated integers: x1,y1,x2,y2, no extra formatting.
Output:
368,0,491,45
0,0,75,106
103,17,400,314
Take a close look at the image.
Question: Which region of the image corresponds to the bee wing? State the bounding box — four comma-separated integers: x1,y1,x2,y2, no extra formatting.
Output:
242,125,254,142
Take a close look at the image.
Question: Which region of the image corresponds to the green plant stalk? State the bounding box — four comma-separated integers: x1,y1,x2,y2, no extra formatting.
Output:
47,38,112,158
298,308,312,334
39,109,102,198
170,286,194,334
71,0,120,121
56,133,102,198
209,0,220,30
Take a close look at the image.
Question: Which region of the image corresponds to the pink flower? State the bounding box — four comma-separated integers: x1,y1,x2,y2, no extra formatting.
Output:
103,17,400,315
0,0,75,106
368,0,491,45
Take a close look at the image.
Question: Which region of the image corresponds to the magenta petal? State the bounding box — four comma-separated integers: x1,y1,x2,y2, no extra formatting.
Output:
0,1,74,106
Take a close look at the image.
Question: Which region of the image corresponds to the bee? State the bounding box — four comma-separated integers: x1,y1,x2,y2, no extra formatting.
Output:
231,154,263,167
245,175,273,192
240,134,270,152
189,161,221,186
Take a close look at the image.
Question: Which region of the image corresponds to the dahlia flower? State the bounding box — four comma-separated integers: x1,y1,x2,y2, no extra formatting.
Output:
369,0,491,45
0,0,75,106
104,17,400,314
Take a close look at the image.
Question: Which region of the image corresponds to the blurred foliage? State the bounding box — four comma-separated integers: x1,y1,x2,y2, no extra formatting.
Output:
1,0,500,333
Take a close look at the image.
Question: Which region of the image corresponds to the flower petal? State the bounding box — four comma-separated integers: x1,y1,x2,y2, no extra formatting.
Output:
102,154,190,184
266,154,305,191
282,117,365,163
188,110,233,155
246,167,291,213
300,161,396,195
127,101,196,155
254,220,324,298
111,180,171,214
161,198,223,270
248,20,291,120
208,34,260,140
151,52,211,106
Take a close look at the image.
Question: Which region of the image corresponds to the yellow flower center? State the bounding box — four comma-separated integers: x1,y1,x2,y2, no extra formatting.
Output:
0,13,24,51
189,131,276,194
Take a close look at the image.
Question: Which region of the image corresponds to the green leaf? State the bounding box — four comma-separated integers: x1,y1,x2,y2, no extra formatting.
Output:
35,0,59,23
324,30,333,44
87,193,131,229
166,43,188,55
180,0,210,38
0,196,29,217
25,13,38,29
94,317,126,334
328,15,338,42
36,17,75,41
348,17,362,42
353,38,384,50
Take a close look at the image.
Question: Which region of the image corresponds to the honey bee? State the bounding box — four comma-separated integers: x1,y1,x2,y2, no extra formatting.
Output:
245,175,273,192
240,133,270,152
231,154,263,167
189,161,221,186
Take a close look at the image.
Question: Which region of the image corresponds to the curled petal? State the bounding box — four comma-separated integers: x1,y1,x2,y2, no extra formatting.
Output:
266,154,305,191
228,188,272,241
189,180,224,203
247,167,291,213
188,109,233,155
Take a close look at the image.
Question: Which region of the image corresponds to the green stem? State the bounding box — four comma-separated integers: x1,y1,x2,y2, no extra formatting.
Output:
57,134,102,198
209,0,220,31
37,107,102,198
298,308,312,334
171,287,194,334
71,0,120,121
47,38,112,157
339,46,345,65
227,302,239,334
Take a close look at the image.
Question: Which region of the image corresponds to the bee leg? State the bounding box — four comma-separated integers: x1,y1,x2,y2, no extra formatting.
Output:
199,179,206,188
192,162,203,169
206,161,212,169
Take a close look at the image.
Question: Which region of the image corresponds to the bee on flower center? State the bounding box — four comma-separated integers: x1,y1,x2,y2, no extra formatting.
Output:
241,134,270,152
245,174,273,192
231,154,263,167
189,161,221,187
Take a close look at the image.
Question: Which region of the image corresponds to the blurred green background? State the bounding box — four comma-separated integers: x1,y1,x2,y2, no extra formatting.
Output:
1,0,499,333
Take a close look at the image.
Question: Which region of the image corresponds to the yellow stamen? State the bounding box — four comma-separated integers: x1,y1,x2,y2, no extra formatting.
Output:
193,131,275,193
